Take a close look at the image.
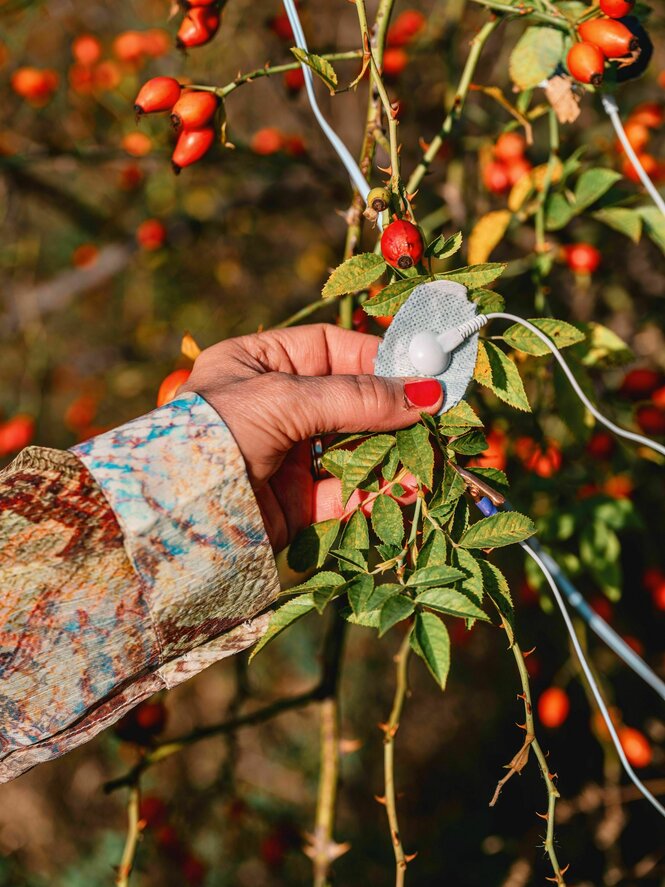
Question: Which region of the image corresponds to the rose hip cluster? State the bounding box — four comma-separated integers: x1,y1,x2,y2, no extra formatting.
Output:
134,77,219,173
615,101,665,184
566,0,647,87
175,0,227,51
482,131,532,195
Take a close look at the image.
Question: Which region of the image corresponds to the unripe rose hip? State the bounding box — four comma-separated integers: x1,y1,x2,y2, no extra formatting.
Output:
567,41,605,86
171,90,219,130
367,187,392,213
171,127,215,173
380,219,424,269
134,76,181,116
176,8,220,49
578,18,639,59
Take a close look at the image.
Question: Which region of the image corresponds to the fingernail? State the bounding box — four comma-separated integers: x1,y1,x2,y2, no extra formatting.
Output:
404,379,443,409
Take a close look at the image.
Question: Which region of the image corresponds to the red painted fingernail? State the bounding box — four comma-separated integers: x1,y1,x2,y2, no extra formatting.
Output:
404,379,443,408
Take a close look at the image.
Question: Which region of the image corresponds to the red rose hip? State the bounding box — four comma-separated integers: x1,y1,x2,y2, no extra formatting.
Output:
134,77,181,116
171,127,215,172
567,41,605,85
171,90,219,130
380,219,424,269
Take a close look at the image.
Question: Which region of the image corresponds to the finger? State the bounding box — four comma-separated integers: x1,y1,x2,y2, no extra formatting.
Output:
276,374,444,440
223,324,382,378
312,477,344,523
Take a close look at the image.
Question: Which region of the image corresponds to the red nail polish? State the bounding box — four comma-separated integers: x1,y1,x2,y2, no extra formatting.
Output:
404,379,442,408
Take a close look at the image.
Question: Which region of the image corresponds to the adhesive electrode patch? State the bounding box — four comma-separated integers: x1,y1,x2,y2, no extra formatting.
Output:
374,280,479,415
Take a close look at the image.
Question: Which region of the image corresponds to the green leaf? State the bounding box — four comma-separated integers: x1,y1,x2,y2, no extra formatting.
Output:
592,207,642,243
362,275,428,316
573,169,623,213
290,48,338,94
435,263,506,288
287,571,346,595
425,230,463,260
396,423,434,488
321,448,352,478
342,509,370,549
478,560,514,643
468,466,509,495
379,595,415,636
341,434,395,504
452,548,484,605
637,206,665,255
509,26,564,90
416,588,489,621
347,573,375,615
407,564,466,588
382,445,400,481
410,612,451,689
322,252,387,298
440,461,466,507
580,322,632,367
331,548,368,573
438,400,484,435
448,496,469,541
417,529,448,567
459,511,535,549
347,583,399,627
579,520,621,601
448,429,488,456
288,519,340,571
371,494,405,547
470,288,505,313
502,317,585,356
545,192,574,231
250,595,316,660
475,340,531,412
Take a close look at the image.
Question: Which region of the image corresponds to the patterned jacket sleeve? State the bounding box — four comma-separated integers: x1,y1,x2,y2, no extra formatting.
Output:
0,392,279,782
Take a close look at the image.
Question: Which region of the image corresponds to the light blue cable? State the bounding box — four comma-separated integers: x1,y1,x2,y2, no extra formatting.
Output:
281,0,376,212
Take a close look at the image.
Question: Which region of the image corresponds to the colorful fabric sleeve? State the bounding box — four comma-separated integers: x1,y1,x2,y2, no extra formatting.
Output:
0,392,279,782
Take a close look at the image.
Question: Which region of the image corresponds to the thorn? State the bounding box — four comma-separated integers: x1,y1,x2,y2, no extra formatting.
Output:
515,722,528,731
560,863,571,875
418,137,430,152
523,646,537,657
405,852,418,863
548,772,558,781
377,164,392,175
535,811,549,821
374,795,387,806
516,692,526,701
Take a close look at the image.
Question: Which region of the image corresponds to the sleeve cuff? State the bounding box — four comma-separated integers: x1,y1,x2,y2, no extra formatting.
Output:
71,392,280,662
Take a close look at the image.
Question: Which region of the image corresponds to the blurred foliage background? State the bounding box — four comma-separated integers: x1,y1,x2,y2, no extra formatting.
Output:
0,0,664,884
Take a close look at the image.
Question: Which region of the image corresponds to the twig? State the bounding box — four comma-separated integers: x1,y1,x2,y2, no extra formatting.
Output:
467,0,571,29
272,294,334,329
115,784,142,887
381,631,413,887
533,108,559,312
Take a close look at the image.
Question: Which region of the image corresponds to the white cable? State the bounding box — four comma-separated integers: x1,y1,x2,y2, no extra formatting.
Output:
601,94,665,218
522,541,665,819
484,313,665,458
281,0,377,218
524,537,665,702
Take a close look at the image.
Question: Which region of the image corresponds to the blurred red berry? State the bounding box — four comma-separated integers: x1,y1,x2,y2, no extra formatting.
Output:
622,635,644,655
482,160,510,194
352,307,369,334
622,152,663,184
283,67,305,94
563,243,601,274
181,854,207,886
493,131,526,163
142,29,171,57
468,428,507,472
538,687,570,728
72,34,102,66
93,60,121,91
113,31,145,65
260,833,287,869
619,368,661,398
118,163,144,190
64,394,98,432
122,131,152,157
139,796,169,829
514,437,562,478
177,8,220,49
0,415,35,457
284,134,306,157
11,67,59,105
586,431,615,459
590,596,613,623
628,101,664,129
604,474,633,499
251,127,283,155
505,157,532,186
157,369,192,407
268,11,294,41
619,726,652,768
382,47,408,79
72,243,99,268
653,385,665,409
387,10,426,47
136,219,167,251
636,404,665,436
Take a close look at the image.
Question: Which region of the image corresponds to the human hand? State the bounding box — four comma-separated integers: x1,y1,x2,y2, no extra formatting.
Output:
182,324,443,551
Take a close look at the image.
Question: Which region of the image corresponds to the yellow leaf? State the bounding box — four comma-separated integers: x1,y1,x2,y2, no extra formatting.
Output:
508,159,563,213
468,210,512,265
181,332,202,361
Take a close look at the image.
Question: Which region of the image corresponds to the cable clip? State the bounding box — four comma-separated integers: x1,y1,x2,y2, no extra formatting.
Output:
454,465,505,517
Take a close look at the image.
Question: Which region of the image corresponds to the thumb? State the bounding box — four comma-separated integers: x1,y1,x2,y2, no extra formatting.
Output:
295,375,443,438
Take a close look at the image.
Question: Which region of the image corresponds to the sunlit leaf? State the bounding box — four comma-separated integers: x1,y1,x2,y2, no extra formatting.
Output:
322,252,387,298
502,317,585,356
362,275,428,316
416,587,489,621
467,211,511,265
474,340,531,412
396,423,434,488
459,511,535,549
250,595,316,660
290,48,339,94
371,494,405,547
341,434,395,503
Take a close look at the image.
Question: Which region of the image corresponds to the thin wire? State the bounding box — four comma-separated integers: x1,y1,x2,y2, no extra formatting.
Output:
484,313,665,458
281,0,376,215
523,536,665,702
522,541,665,819
601,94,665,218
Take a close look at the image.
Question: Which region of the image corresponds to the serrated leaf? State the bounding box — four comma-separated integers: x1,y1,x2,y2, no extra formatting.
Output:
416,588,489,621
592,207,642,243
396,423,434,488
637,206,665,255
509,26,564,91
342,509,370,549
417,529,448,567
452,548,485,605
449,496,469,540
436,263,506,288
440,461,466,507
321,448,352,478
288,519,340,571
502,317,585,356
410,612,451,690
347,573,375,615
347,583,399,627
438,400,484,434
379,595,415,636
448,429,488,455
573,168,622,213
250,595,316,660
322,252,387,298
407,564,466,588
341,434,395,504
287,571,346,595
290,48,338,94
474,340,531,412
362,275,428,316
382,445,400,481
331,548,368,573
467,211,511,265
425,230,463,259
470,288,505,313
459,511,535,549
371,494,405,547
478,560,514,643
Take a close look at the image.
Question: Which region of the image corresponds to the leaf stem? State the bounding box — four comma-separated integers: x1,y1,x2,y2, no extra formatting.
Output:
115,785,141,887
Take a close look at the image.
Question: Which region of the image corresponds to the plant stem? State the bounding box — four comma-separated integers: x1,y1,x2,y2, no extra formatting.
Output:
188,51,363,98
468,0,571,28
405,18,502,197
533,108,560,312
382,631,412,886
115,785,141,887
273,295,334,329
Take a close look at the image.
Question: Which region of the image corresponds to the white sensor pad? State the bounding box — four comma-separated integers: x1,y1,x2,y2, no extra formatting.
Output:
374,280,479,415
